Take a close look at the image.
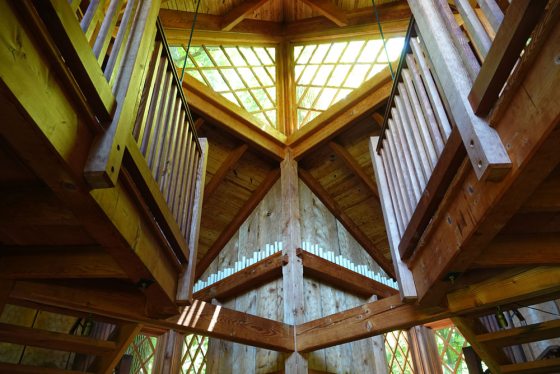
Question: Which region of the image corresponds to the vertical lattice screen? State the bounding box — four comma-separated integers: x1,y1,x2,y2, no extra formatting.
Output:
126,334,159,374
385,330,415,373
434,326,469,374
294,37,404,128
170,45,277,129
180,334,208,374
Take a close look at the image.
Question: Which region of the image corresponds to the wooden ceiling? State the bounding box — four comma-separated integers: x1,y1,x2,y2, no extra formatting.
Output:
162,0,399,23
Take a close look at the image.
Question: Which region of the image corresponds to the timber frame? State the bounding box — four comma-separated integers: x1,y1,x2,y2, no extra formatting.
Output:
2,0,560,373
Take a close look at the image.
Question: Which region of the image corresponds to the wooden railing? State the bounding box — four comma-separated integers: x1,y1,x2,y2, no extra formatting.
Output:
371,0,548,299
22,0,206,304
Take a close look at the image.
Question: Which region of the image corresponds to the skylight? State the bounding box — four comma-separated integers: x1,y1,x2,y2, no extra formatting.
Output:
294,37,404,128
170,45,277,130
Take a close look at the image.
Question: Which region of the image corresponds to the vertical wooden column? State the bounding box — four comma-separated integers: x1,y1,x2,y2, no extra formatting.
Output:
153,330,183,373
277,41,296,136
281,151,307,373
408,326,443,374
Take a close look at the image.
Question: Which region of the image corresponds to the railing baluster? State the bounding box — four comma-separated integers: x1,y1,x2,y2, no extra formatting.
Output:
402,69,439,166
477,0,505,34
92,0,124,65
409,39,452,141
134,42,164,145
145,70,172,166
382,142,407,235
159,98,182,193
151,89,177,179
395,96,427,189
405,54,445,156
81,0,102,39
166,111,186,204
184,151,201,238
173,130,192,222
398,84,433,177
104,0,139,85
433,0,481,82
180,143,198,235
387,130,414,222
456,0,493,59
391,112,422,203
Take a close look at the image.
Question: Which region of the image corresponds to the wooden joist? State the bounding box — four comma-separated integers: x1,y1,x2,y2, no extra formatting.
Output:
0,322,117,355
328,141,379,200
221,0,271,31
299,0,348,27
203,143,248,203
0,246,127,280
193,252,285,302
298,168,395,278
298,249,397,298
195,168,281,278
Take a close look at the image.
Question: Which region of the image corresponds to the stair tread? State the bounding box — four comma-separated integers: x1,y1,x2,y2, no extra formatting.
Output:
501,357,560,374
476,318,560,347
0,362,94,374
0,322,117,355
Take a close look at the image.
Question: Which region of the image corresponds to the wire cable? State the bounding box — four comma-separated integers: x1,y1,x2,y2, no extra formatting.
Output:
371,0,395,80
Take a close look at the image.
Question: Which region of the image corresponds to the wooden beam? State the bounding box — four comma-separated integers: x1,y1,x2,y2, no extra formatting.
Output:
298,248,397,298
9,280,295,352
0,321,118,355
195,168,281,278
288,69,393,160
409,19,560,305
221,0,271,31
469,0,548,115
193,252,284,302
295,266,560,352
0,246,127,279
183,76,285,161
328,141,379,200
298,168,395,278
299,0,348,27
471,233,560,268
204,143,248,203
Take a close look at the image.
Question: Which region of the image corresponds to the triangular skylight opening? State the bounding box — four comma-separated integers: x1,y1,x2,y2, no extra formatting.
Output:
294,37,405,128
170,45,278,130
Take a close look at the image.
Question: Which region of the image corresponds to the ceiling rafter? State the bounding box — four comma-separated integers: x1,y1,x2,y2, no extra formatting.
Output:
221,0,272,31
298,168,395,277
328,141,380,201
203,143,249,203
195,168,281,278
299,0,348,27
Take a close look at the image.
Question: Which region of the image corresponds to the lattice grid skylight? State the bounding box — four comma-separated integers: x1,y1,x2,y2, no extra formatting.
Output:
170,45,277,129
294,37,404,128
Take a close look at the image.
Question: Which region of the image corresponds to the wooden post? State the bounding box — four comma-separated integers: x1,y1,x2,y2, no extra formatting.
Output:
153,330,183,374
408,0,511,181
277,41,296,136
408,326,443,374
281,151,308,373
